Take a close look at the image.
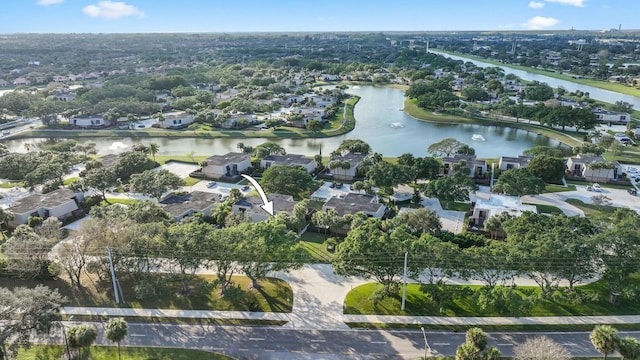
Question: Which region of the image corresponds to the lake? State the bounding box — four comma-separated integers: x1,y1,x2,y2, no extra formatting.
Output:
3,86,563,158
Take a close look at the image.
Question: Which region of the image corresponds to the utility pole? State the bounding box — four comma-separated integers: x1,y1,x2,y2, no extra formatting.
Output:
401,251,408,311
107,247,120,304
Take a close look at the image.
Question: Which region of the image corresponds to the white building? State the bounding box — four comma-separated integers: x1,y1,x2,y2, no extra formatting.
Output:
260,154,317,174
469,195,537,226
6,189,83,228
71,116,109,128
202,152,251,179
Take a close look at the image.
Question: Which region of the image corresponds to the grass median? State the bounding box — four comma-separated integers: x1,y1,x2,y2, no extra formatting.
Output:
344,276,640,317
18,346,236,360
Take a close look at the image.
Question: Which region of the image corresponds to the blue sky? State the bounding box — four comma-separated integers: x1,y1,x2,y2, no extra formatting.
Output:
1,0,636,33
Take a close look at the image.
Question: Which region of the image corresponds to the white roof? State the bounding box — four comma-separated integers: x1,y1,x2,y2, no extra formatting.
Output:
476,195,537,219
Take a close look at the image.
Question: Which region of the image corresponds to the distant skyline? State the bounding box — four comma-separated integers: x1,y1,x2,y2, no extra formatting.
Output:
1,0,637,33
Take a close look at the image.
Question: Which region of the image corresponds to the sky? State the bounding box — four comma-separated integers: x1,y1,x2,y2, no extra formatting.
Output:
0,0,637,33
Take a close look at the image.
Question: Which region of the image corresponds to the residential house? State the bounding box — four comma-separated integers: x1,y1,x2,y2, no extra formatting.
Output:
469,195,537,226
566,154,621,182
6,188,83,228
12,77,30,86
498,156,533,171
322,193,386,219
260,154,317,174
442,154,487,178
232,194,297,222
592,107,630,125
159,112,194,129
328,153,369,181
0,79,7,86
160,191,223,222
53,88,75,102
70,116,109,128
202,152,251,179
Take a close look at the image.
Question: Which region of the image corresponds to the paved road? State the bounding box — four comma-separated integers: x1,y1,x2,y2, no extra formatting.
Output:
46,321,640,359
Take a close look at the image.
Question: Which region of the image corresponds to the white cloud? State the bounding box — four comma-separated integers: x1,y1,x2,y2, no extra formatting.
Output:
522,16,560,30
82,1,145,19
36,0,64,5
544,0,586,7
529,1,545,8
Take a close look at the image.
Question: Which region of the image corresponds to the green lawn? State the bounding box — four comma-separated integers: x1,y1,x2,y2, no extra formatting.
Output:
525,203,564,215
345,276,640,317
565,198,620,217
294,231,335,263
182,176,202,186
544,184,576,193
0,274,293,313
63,177,80,185
441,201,469,212
18,346,235,360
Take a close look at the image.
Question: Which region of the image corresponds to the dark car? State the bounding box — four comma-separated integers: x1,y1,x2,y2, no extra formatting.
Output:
628,189,638,196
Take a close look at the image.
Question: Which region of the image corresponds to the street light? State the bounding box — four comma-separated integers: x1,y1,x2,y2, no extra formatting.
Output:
420,327,431,359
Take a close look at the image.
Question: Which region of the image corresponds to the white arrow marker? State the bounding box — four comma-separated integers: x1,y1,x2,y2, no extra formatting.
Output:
240,174,274,216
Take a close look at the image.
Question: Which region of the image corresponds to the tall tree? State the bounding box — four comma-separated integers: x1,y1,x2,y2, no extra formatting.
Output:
67,324,98,359
148,142,160,161
590,325,619,360
527,155,566,183
0,286,67,360
421,172,474,208
82,167,119,204
254,142,286,159
393,208,442,235
492,168,545,196
2,225,54,279
428,138,466,157
130,169,184,200
333,218,415,297
237,220,299,289
618,337,640,360
105,318,129,360
260,165,313,197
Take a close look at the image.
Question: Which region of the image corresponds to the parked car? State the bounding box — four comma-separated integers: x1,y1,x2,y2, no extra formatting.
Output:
628,189,638,196
207,181,216,188
586,186,594,191
592,183,602,192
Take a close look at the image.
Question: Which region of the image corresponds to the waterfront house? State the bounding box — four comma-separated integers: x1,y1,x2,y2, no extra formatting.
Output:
328,153,369,181
231,194,297,222
202,152,251,179
6,188,83,228
469,195,537,226
71,116,109,128
159,112,194,129
498,156,533,171
442,154,487,178
260,154,317,174
592,107,630,125
566,154,621,183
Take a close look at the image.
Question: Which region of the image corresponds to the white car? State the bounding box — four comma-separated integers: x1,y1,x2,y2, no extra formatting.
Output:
592,183,602,192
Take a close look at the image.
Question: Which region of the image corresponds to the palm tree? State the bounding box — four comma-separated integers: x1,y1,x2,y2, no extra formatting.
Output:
618,337,640,360
105,318,129,360
590,325,619,360
148,142,160,162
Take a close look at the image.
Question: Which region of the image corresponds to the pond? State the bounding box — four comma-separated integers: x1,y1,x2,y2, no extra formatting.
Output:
3,86,563,158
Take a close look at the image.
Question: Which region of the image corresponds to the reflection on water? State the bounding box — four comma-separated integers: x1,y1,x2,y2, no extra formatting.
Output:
4,87,565,157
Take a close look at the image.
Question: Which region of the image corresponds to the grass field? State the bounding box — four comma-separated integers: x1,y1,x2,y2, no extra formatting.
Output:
0,273,293,313
344,275,640,317
565,198,620,217
525,203,564,215
544,184,576,192
294,231,334,263
18,346,235,360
